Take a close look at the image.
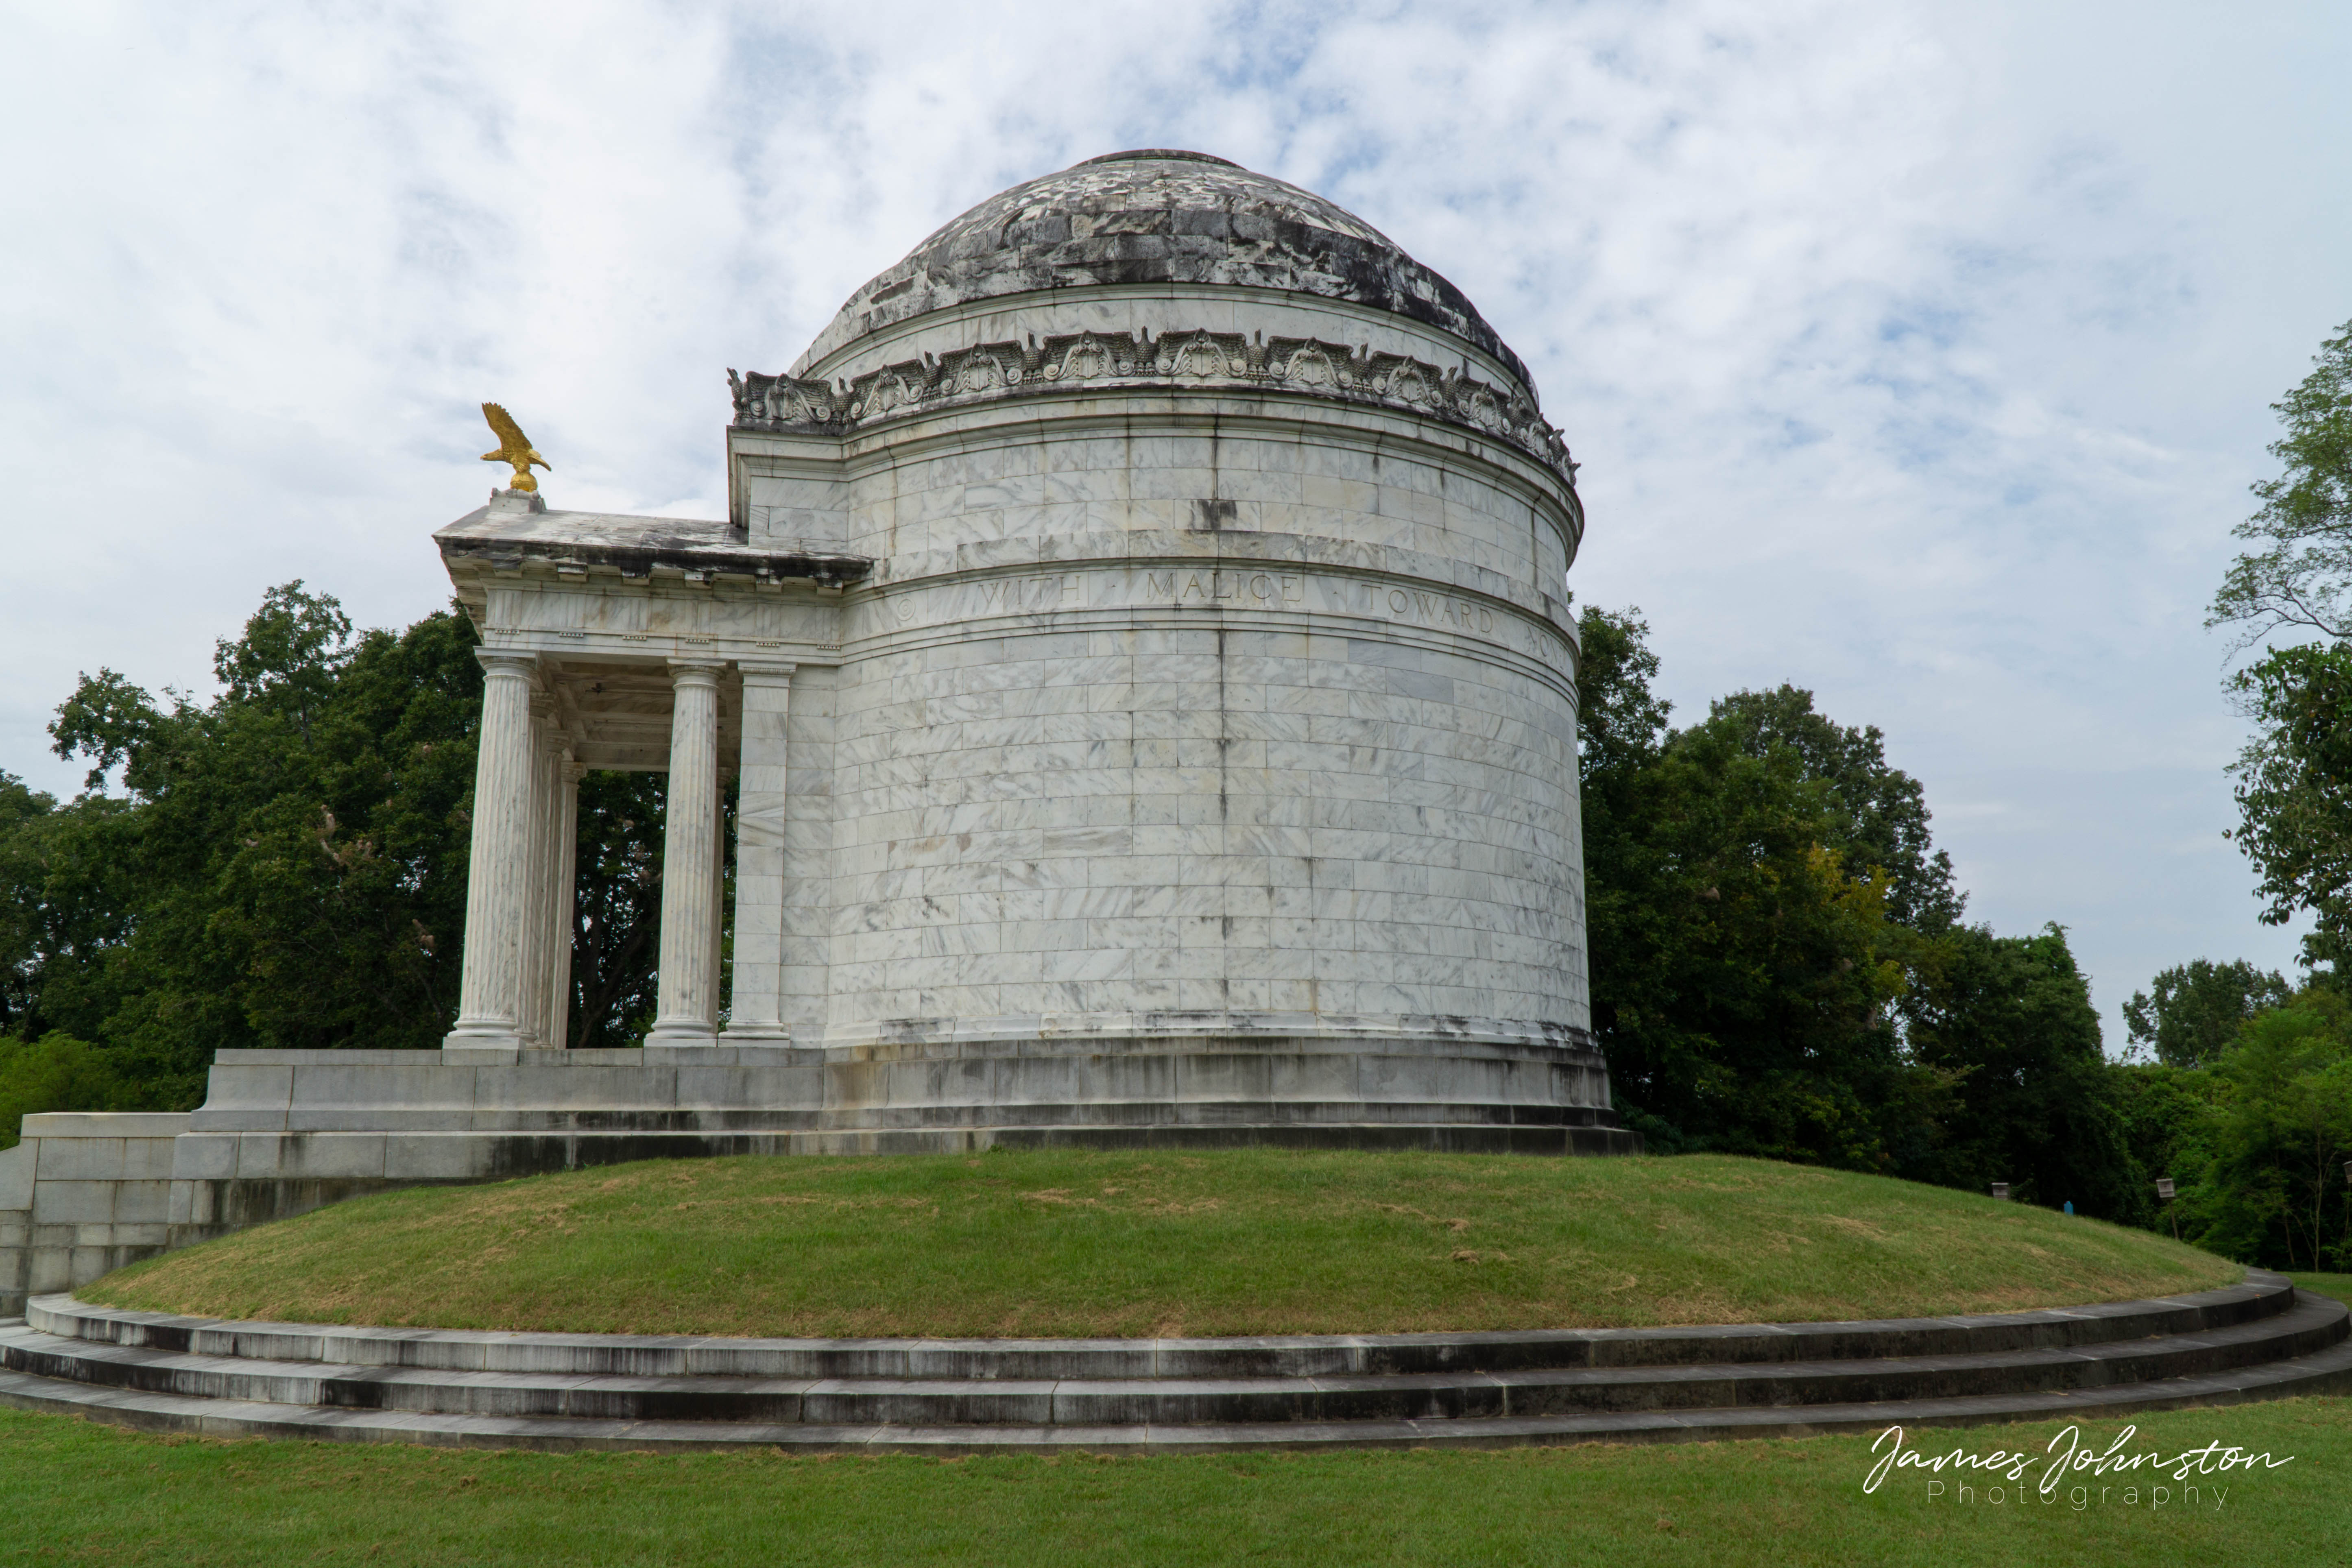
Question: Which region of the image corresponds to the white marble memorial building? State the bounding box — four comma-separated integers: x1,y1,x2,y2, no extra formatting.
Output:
1,150,1634,1313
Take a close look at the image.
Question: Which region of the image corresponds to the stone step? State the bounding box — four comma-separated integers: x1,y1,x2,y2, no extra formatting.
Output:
3,1292,2341,1428
22,1271,2300,1380
3,1329,2349,1453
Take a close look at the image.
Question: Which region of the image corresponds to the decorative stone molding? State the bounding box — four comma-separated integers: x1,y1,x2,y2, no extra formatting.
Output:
729,327,1580,492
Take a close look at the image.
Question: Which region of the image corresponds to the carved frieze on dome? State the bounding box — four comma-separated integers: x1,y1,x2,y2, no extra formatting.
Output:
729,327,1578,490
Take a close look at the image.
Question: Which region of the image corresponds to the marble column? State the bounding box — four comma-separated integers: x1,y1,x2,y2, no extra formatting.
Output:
445,650,539,1051
517,708,556,1046
645,659,726,1050
548,761,582,1050
525,726,570,1046
706,768,728,1029
724,662,794,1040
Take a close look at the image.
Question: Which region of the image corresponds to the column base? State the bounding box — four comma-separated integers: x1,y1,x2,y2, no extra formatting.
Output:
719,1023,791,1044
644,1024,721,1052
443,1023,524,1056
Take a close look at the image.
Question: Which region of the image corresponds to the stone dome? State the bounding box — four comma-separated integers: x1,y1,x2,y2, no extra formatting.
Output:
794,150,1528,385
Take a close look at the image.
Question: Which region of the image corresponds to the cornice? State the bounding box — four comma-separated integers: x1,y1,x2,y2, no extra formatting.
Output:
731,325,1581,497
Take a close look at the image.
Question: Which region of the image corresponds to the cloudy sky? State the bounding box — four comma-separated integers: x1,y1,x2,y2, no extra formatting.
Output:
4,1,2346,1043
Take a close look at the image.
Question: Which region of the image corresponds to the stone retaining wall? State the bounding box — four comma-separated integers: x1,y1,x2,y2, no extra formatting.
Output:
0,1113,190,1316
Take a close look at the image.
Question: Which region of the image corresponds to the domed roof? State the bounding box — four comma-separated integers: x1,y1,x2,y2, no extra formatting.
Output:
799,150,1526,384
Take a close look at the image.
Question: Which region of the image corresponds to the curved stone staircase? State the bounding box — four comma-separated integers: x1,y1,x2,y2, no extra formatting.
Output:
2,1272,2347,1452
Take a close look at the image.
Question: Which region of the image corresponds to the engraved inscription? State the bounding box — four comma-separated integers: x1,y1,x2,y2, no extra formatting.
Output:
1385,587,1496,633
979,573,1084,613
1145,569,1306,605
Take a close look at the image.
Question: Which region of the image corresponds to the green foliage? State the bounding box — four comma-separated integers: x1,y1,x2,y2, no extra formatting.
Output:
570,770,669,1049
1705,685,1962,930
1572,604,1673,792
1586,719,1917,1169
2209,318,2352,646
2124,318,2352,1261
2106,1061,2222,1232
1574,610,2144,1216
2122,957,2294,1067
21,584,485,1101
2199,994,2352,1271
2109,984,2352,1270
1901,924,2136,1217
1578,608,1918,1169
0,1032,143,1148
2208,323,2352,975
2225,641,2352,970
0,770,58,1035
0,582,678,1108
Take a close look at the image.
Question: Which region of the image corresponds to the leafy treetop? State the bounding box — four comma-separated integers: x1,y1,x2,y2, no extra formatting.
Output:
2209,318,2352,648
2122,958,2294,1069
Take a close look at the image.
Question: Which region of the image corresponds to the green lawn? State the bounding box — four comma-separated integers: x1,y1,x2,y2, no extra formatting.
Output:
0,1396,2342,1567
2293,1273,2352,1308
83,1149,2236,1337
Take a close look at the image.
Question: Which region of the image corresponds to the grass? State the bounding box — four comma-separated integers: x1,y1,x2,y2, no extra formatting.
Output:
0,1396,2344,1566
84,1149,2236,1337
2293,1273,2352,1308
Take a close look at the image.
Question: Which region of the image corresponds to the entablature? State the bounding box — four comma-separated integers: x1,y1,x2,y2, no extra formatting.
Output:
437,492,872,603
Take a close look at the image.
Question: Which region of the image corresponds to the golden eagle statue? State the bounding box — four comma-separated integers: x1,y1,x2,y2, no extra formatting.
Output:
480,402,550,493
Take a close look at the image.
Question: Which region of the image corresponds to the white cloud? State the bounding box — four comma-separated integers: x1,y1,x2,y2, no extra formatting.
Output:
2,0,2343,1035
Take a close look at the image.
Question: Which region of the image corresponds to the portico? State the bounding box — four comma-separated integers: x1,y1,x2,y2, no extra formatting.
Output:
434,493,863,1061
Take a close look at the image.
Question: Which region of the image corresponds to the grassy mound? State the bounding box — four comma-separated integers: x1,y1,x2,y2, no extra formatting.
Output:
86,1150,2236,1338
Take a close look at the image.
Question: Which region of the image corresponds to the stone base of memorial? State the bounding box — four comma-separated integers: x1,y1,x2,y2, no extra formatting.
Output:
2,1271,2346,1451
0,1031,1637,1313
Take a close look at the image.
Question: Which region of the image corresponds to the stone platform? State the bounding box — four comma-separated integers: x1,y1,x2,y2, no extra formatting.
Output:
0,1040,1638,1315
2,1272,2344,1451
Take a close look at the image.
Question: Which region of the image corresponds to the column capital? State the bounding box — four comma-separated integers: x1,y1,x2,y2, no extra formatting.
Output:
737,659,798,680
475,648,539,677
666,657,728,685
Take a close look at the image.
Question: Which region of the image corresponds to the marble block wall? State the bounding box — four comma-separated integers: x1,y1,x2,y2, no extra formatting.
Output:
727,288,1595,1081
402,155,1623,1147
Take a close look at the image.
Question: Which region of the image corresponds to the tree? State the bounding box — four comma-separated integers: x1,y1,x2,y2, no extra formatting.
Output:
2199,993,2352,1270
2208,319,2352,648
0,772,56,1036
569,770,670,1048
0,1032,138,1149
3,582,683,1106
1577,610,1932,1167
1569,606,2139,1209
2106,1060,2223,1232
1706,685,1962,930
2122,958,2295,1068
2225,641,2352,970
26,584,485,1100
1574,604,1674,795
1902,924,2138,1219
